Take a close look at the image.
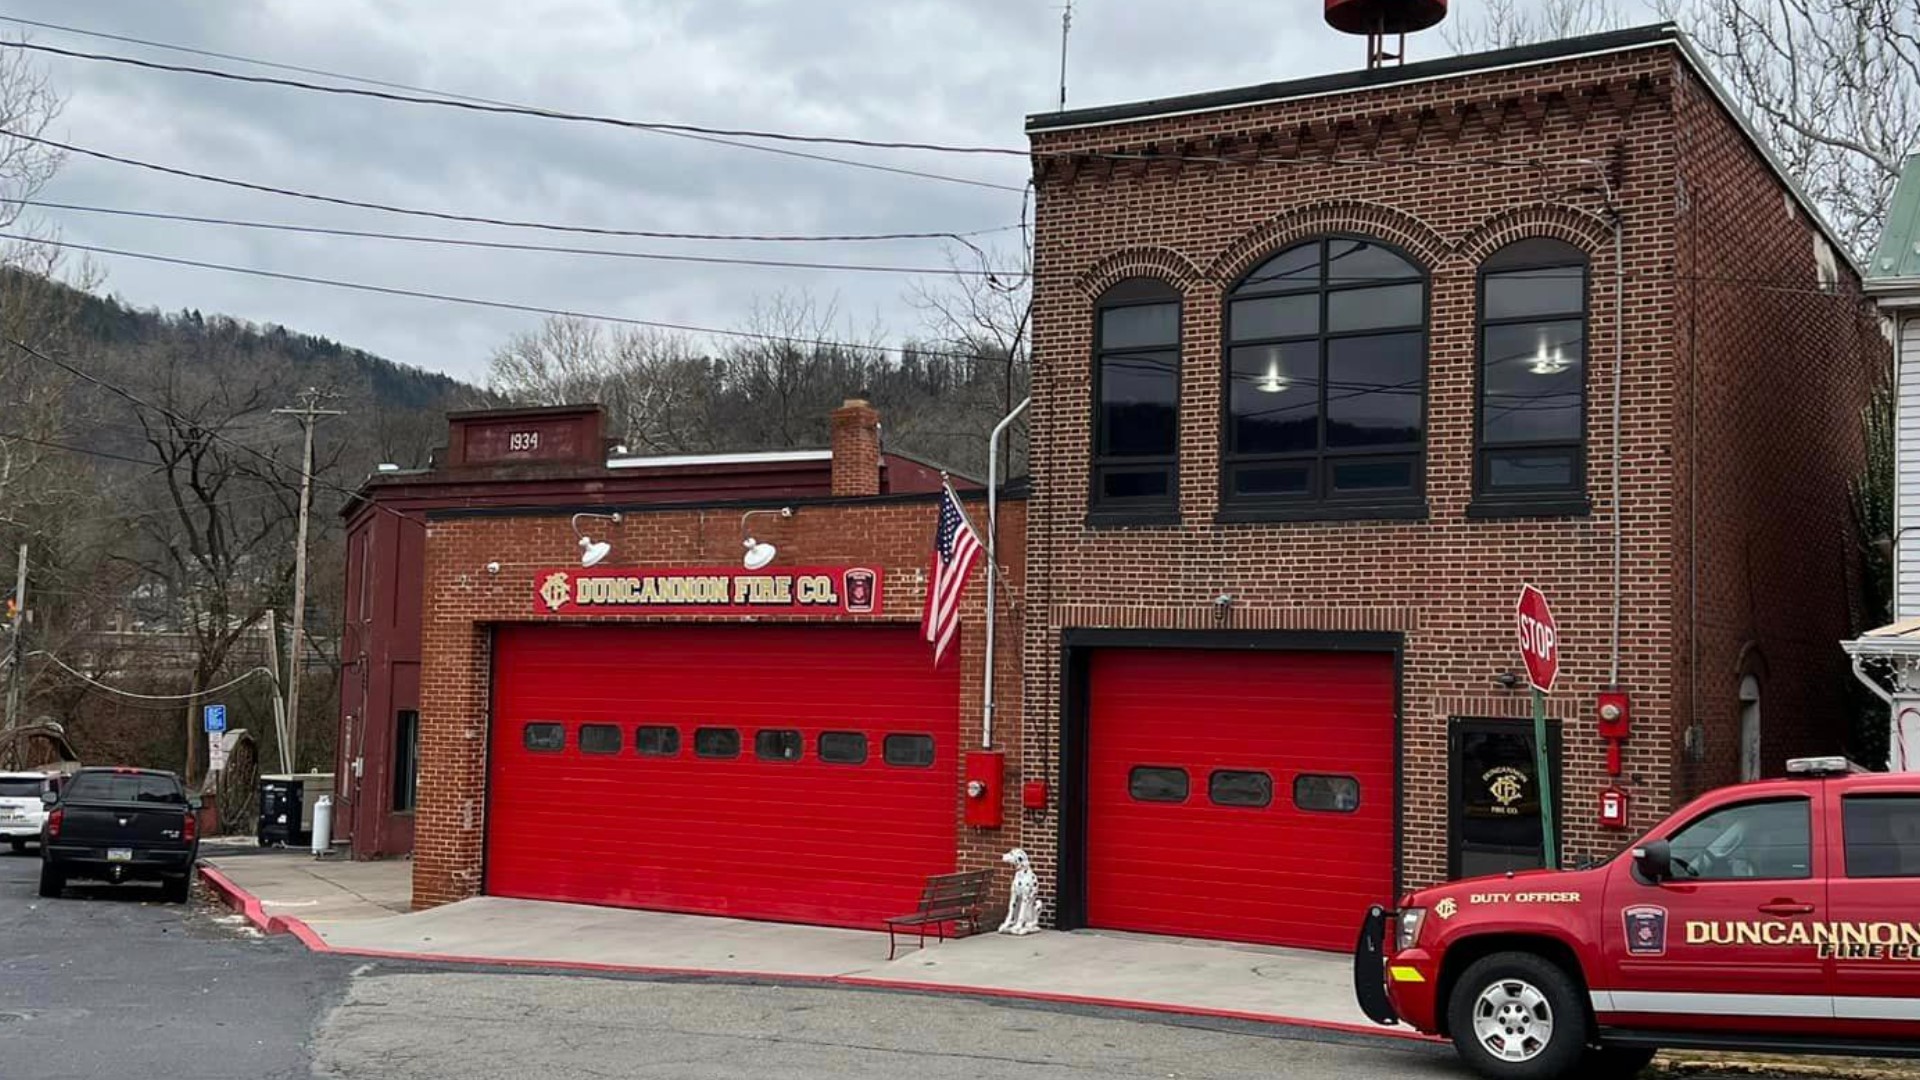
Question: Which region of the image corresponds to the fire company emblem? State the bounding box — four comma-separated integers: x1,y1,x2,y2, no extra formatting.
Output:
1624,905,1668,957
539,571,572,612
1435,898,1458,921
1484,766,1527,813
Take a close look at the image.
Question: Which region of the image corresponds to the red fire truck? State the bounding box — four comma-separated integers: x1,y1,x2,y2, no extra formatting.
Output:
1355,757,1920,1080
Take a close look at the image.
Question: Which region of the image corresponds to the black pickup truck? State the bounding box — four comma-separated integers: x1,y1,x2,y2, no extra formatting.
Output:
40,767,199,902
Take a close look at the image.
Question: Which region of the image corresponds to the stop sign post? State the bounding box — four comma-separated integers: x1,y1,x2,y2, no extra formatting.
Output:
1514,585,1561,869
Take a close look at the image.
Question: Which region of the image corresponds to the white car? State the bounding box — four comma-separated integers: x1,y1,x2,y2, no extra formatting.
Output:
0,771,59,852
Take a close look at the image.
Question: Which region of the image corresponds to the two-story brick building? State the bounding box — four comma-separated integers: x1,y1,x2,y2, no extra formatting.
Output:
1018,24,1885,951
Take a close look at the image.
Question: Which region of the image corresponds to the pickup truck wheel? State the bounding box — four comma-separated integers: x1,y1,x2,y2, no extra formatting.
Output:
161,875,191,904
1573,1046,1656,1079
1447,951,1590,1080
37,862,64,898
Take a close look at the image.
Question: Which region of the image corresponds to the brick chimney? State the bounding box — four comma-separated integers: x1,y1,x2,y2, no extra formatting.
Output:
830,396,881,497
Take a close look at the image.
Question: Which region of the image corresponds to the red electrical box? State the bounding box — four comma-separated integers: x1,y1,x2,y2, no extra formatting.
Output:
1022,780,1049,811
964,751,1004,828
1600,786,1630,829
1596,690,1631,741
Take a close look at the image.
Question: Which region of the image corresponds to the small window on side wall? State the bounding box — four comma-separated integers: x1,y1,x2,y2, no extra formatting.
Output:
1476,238,1589,509
1129,766,1189,803
635,726,680,757
522,722,564,752
1092,278,1181,519
579,724,621,755
1295,774,1361,813
694,727,741,759
1209,770,1272,808
882,733,936,767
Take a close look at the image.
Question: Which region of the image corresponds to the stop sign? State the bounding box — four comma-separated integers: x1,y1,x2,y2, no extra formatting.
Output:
1515,584,1559,693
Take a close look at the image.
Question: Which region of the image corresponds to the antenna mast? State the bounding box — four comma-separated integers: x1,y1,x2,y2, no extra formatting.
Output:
1058,0,1073,112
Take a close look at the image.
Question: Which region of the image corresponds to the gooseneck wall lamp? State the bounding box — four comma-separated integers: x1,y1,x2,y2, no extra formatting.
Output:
571,512,622,567
740,507,794,570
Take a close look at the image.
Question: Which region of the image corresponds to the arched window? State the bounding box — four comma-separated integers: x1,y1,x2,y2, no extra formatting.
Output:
1475,238,1590,508
1223,238,1426,516
1092,278,1181,515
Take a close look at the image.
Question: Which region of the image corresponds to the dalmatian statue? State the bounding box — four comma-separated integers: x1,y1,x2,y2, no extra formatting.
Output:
998,848,1043,935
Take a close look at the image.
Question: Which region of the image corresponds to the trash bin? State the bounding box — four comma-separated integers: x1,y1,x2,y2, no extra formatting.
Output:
257,773,335,848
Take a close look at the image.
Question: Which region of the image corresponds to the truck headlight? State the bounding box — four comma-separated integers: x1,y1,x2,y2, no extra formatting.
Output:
1395,908,1428,952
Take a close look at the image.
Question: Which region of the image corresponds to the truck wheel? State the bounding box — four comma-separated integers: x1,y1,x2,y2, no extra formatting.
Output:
1574,1046,1656,1080
37,863,64,899
1447,951,1590,1080
161,875,191,904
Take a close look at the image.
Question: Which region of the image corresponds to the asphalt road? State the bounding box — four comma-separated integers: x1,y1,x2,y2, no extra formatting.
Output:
1,845,1474,1079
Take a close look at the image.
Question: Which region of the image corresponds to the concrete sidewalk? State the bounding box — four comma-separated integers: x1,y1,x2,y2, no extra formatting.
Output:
197,848,1390,1035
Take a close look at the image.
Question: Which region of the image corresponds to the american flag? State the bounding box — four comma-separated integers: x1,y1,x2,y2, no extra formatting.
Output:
922,483,983,666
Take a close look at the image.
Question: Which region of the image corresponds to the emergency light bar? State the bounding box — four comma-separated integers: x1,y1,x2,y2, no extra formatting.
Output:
1784,756,1862,777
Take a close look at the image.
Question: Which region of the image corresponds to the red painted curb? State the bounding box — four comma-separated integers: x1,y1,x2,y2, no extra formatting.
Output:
192,864,1434,1044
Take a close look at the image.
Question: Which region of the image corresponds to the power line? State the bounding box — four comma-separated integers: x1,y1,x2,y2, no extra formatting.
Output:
4,197,1031,279
0,233,1013,362
6,40,1030,159
32,649,277,701
0,17,1029,194
0,429,159,469
3,131,1020,244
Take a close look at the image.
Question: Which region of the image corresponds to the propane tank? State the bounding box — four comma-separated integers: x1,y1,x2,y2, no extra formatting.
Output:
310,794,333,856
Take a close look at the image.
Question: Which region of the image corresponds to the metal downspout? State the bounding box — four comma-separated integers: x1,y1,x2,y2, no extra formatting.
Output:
984,397,1030,749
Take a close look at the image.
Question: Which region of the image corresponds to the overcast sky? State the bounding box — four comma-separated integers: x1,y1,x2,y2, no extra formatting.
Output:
11,1,1470,385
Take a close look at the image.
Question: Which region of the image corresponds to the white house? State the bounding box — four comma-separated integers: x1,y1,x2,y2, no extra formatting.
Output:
1844,154,1920,770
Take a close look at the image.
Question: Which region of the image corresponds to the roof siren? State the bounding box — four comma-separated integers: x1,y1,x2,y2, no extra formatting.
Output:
1324,0,1448,69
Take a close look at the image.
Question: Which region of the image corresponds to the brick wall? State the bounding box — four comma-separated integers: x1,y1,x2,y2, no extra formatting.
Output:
1668,68,1888,799
1019,42,1876,911
412,494,1026,909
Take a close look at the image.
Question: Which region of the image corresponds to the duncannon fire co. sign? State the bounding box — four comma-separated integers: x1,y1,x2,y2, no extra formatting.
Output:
532,566,882,617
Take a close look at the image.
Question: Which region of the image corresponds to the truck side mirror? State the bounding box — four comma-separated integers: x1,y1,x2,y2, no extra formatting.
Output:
40,790,57,808
1634,839,1673,883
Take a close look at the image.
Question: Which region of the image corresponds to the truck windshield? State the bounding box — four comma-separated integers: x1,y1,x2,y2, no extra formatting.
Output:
62,773,184,804
0,777,43,797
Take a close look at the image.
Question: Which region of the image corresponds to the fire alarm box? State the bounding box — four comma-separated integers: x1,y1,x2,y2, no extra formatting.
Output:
964,751,1004,829
1022,780,1049,811
1600,786,1630,829
1596,690,1631,741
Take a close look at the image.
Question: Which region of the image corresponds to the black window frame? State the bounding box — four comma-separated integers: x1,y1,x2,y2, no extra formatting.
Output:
578,723,622,755
1470,238,1592,517
391,708,419,812
522,722,565,753
693,726,741,759
1128,765,1190,803
1208,769,1274,808
817,731,868,765
882,733,937,768
1090,277,1183,525
1293,773,1361,814
634,725,680,757
1220,236,1429,522
754,728,804,763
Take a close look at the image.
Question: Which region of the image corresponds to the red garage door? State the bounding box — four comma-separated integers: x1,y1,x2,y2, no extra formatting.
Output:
1084,648,1396,951
487,623,959,928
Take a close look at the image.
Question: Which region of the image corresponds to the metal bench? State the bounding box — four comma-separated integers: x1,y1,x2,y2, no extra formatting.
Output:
884,869,992,960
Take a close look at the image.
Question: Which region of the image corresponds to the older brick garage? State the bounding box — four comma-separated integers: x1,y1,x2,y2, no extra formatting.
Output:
1018,25,1886,948
405,399,1027,920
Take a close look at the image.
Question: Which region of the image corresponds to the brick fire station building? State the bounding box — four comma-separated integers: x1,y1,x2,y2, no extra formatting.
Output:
1016,24,1884,951
340,401,1025,926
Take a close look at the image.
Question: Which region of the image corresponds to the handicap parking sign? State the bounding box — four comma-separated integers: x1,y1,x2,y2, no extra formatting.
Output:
203,704,227,734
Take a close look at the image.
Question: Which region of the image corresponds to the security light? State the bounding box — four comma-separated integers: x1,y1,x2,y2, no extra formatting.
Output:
570,512,622,568
739,507,794,569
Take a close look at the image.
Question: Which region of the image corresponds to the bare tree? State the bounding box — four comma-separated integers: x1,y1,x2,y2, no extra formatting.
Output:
906,241,1033,476
1666,0,1919,259
1444,0,1630,53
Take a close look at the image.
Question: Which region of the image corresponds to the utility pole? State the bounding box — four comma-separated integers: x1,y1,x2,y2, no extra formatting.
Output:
4,542,25,733
274,389,342,774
